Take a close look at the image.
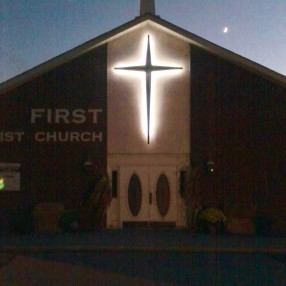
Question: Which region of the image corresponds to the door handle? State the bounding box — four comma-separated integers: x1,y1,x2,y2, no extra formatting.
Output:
149,193,152,204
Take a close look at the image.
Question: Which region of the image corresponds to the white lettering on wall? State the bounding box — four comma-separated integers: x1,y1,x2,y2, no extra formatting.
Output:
31,109,45,123
88,109,103,124
1,109,104,144
34,132,45,142
31,109,103,124
0,132,25,142
55,109,70,124
72,110,86,124
34,132,103,142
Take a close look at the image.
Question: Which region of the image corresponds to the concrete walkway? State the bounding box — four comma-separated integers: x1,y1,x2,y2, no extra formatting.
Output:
1,229,286,253
0,230,285,285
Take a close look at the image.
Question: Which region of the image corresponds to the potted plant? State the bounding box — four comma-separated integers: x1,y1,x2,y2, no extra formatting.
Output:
197,208,227,234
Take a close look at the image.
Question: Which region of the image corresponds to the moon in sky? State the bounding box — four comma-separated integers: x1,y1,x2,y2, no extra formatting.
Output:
223,27,229,33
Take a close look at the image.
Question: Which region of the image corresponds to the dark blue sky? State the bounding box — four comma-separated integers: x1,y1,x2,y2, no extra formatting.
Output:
1,0,286,83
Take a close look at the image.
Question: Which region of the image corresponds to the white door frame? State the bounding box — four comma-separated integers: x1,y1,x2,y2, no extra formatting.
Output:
119,165,177,226
107,154,189,228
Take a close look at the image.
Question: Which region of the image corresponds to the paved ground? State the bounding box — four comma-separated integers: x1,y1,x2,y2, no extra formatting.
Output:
0,229,285,285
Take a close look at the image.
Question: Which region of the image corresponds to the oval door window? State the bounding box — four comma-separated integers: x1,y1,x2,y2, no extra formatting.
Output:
156,174,170,217
128,174,142,216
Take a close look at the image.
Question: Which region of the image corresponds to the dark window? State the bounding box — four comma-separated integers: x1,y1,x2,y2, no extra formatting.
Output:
156,174,170,217
180,170,186,196
112,171,118,198
128,174,142,216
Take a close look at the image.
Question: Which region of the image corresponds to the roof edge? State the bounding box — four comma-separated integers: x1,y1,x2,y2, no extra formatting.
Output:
0,14,155,94
1,13,285,94
148,16,286,88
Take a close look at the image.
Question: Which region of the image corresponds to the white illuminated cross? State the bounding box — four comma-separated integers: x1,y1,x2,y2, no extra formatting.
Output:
115,35,182,144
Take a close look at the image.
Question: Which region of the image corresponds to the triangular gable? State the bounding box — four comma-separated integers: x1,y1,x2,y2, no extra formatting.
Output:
1,13,286,94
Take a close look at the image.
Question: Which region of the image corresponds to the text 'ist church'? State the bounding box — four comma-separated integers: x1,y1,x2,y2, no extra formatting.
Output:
0,0,285,232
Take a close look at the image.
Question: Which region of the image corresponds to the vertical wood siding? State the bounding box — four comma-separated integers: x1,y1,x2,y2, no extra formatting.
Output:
190,45,286,217
0,45,107,228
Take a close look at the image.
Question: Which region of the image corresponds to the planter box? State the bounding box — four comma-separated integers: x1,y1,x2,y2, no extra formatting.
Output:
224,205,256,235
227,217,255,235
33,203,64,233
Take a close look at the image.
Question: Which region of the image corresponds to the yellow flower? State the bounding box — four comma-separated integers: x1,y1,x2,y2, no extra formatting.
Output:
198,208,227,224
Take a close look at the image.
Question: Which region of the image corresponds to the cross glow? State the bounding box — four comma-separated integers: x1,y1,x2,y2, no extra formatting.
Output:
114,34,183,144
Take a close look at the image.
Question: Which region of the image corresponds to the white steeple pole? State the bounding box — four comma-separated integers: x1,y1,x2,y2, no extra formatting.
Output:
140,0,156,15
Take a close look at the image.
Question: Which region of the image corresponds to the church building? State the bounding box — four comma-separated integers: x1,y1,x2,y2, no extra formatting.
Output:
0,0,285,231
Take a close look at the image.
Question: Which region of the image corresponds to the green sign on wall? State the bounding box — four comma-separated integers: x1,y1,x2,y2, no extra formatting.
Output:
0,178,4,191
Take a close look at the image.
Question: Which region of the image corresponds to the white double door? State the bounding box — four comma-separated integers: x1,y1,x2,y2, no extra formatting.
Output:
119,165,177,226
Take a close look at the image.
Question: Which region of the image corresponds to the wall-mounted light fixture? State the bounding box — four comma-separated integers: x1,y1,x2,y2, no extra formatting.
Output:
205,159,215,175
